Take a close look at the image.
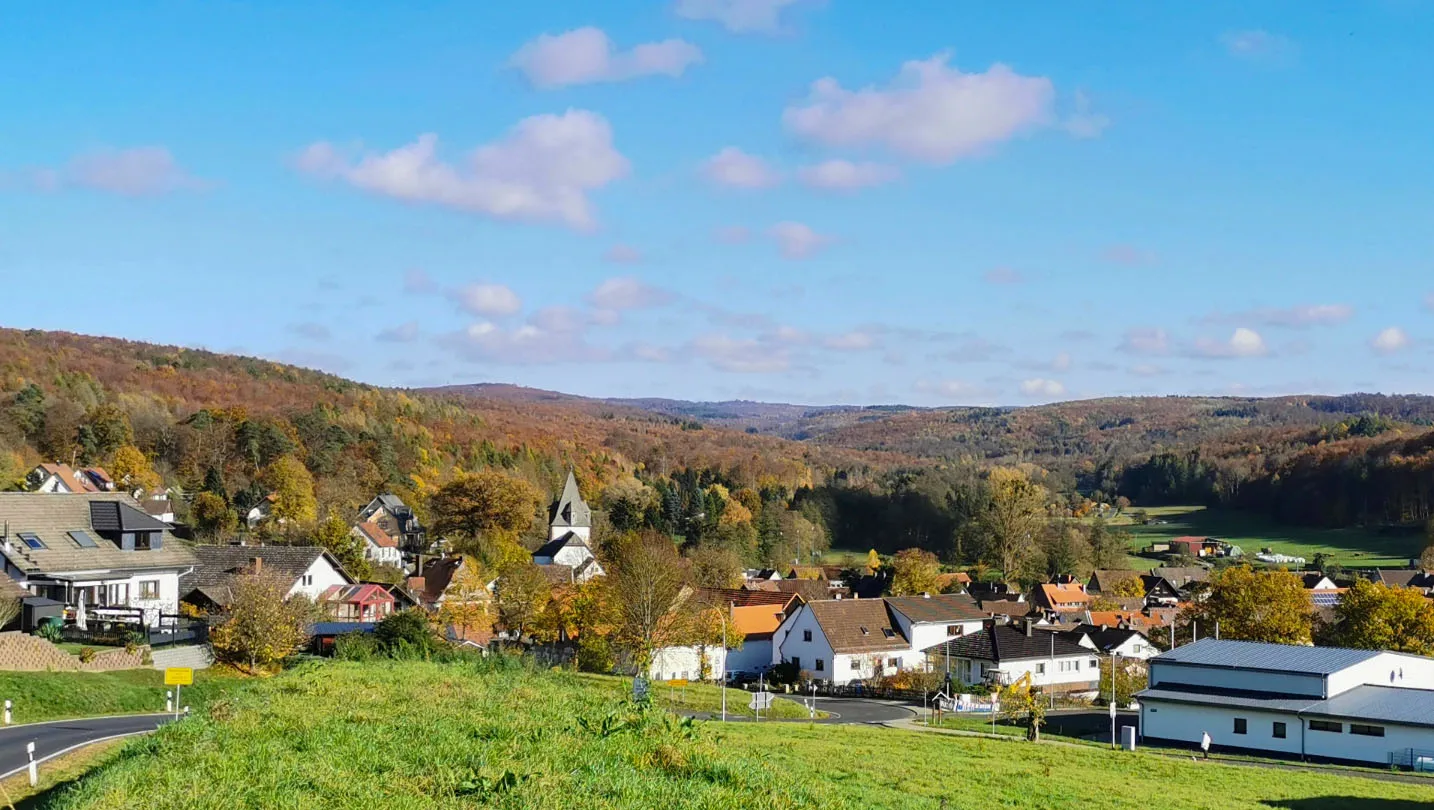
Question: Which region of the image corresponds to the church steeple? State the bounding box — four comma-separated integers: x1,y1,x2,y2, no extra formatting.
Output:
550,469,591,536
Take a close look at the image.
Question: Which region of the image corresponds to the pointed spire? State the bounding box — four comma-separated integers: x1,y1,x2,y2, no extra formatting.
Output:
550,469,591,530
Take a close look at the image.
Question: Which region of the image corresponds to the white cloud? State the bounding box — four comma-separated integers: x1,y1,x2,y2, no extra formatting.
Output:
1051,352,1072,372
603,244,643,264
769,221,830,259
442,321,604,365
673,0,806,34
796,160,899,192
586,276,672,311
1020,378,1066,398
983,267,1025,285
403,268,437,294
782,52,1056,163
295,110,629,230
1193,327,1269,358
624,342,673,363
452,283,522,317
690,333,790,373
823,330,878,351
702,147,781,189
377,321,421,343
33,147,205,196
510,27,702,89
1208,304,1353,329
1221,29,1296,61
1371,327,1411,354
768,325,809,345
1062,90,1110,139
1119,327,1170,356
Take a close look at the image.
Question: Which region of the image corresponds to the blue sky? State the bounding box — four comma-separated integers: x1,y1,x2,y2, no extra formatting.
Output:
3,1,1432,405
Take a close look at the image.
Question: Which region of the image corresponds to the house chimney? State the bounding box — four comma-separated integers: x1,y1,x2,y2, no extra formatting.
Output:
922,592,930,599
1024,617,1035,637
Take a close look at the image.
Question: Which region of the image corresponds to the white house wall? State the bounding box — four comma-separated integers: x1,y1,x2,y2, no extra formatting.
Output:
1302,717,1434,764
836,651,913,683
725,639,772,675
1141,701,1306,757
650,645,726,682
899,618,984,655
71,571,183,627
286,556,350,601
1328,652,1434,696
952,653,1101,690
775,606,840,682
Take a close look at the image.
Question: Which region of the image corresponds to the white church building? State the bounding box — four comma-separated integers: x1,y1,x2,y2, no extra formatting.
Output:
532,471,604,583
1139,638,1434,767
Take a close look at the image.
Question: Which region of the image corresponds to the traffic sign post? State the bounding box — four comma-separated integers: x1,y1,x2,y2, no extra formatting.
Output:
748,690,773,722
165,668,193,721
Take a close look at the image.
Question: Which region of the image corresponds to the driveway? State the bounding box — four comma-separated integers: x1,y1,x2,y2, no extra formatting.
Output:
0,714,171,779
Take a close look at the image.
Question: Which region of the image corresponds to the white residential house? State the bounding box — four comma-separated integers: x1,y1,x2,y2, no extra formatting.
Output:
532,470,604,583
0,493,197,627
182,545,353,611
353,521,403,567
245,494,275,529
1139,638,1434,766
776,598,914,685
650,645,728,683
885,593,991,653
358,494,426,553
26,464,114,494
925,620,1102,693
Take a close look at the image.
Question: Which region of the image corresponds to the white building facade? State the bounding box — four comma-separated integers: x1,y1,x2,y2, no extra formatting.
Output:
1139,638,1434,765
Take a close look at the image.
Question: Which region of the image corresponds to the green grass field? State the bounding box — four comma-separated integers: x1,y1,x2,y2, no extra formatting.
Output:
29,659,1434,809
0,668,241,725
573,673,820,720
1111,505,1423,568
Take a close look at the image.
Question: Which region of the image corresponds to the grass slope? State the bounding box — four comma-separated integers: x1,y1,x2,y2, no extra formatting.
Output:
33,660,1434,810
1112,506,1421,567
0,669,239,725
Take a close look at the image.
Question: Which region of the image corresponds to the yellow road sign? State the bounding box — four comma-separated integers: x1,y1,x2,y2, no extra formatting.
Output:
667,679,689,687
164,667,193,686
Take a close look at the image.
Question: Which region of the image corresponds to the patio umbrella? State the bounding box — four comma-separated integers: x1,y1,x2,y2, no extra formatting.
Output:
75,592,88,632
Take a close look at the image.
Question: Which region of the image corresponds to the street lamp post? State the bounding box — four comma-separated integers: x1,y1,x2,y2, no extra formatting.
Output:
1109,652,1121,748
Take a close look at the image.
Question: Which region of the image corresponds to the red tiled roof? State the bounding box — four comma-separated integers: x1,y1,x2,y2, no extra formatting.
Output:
356,521,398,549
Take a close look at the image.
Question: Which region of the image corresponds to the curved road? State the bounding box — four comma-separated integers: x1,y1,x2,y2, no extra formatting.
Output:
0,714,171,780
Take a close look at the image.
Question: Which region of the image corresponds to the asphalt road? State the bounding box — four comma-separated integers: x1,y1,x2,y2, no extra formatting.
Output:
0,714,171,780
805,697,919,725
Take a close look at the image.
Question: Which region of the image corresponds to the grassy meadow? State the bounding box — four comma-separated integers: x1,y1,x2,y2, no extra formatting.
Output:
1109,505,1422,568
27,659,1434,810
0,668,241,725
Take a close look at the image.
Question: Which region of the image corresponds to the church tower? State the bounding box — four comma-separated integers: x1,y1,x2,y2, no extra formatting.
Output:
549,469,591,542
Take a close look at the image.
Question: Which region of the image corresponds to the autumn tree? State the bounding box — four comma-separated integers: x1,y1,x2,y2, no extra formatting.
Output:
208,573,316,673
312,514,370,581
1107,575,1146,599
888,548,941,596
999,681,1047,741
684,602,746,681
496,560,552,640
606,531,690,670
1097,658,1148,706
1335,579,1434,655
981,467,1048,583
1419,541,1434,572
438,556,493,642
76,404,132,464
687,543,744,589
190,492,237,543
261,455,318,526
430,470,541,554
1183,566,1315,644
603,475,658,533
109,445,161,492
866,549,882,574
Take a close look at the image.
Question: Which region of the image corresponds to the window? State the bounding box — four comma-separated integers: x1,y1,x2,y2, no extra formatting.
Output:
1272,722,1286,739
815,658,825,672
851,659,861,670
1090,659,1099,669
1309,720,1342,733
882,628,896,638
68,530,98,548
302,574,314,586
133,532,154,551
887,658,899,669
1233,718,1247,735
17,532,44,550
107,583,129,605
1036,663,1046,675
946,625,963,636
138,580,159,600
803,630,812,642
1350,724,1385,737
859,626,869,636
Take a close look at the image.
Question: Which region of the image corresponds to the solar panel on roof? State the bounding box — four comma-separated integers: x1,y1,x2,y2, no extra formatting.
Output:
68,530,99,548
1312,592,1341,606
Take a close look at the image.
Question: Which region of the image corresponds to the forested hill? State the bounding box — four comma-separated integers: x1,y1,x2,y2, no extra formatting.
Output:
0,329,893,518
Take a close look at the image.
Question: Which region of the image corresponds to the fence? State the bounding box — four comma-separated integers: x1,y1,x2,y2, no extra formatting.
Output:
57,612,207,649
1389,748,1434,772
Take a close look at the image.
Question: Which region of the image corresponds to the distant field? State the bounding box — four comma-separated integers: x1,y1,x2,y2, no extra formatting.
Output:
1111,506,1423,568
38,659,1434,809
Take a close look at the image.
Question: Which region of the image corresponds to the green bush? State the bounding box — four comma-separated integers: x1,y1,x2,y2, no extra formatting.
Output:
576,634,614,673
333,631,379,662
373,610,441,657
35,620,62,643
78,647,97,663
